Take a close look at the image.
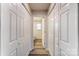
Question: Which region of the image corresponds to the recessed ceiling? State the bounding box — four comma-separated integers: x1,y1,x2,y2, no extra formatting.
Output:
29,3,50,11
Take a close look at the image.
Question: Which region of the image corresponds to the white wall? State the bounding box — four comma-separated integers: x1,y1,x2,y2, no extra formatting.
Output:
47,7,55,55
1,3,33,56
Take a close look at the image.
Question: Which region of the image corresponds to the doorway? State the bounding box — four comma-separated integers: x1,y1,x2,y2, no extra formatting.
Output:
33,17,43,48
29,17,49,56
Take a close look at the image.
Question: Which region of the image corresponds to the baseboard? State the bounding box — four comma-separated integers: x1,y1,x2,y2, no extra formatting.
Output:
48,48,53,56
25,47,34,56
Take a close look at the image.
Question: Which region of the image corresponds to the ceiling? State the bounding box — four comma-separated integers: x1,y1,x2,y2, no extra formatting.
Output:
29,3,50,11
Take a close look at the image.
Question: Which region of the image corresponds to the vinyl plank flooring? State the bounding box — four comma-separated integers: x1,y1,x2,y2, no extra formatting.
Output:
29,39,50,56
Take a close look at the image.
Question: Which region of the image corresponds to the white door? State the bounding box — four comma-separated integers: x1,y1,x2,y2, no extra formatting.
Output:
1,3,17,56
1,3,33,56
1,3,24,56
59,3,78,56
1,4,18,56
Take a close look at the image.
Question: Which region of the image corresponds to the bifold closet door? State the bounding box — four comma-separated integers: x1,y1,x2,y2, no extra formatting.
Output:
1,3,24,56
59,3,78,56
1,3,33,56
1,3,17,56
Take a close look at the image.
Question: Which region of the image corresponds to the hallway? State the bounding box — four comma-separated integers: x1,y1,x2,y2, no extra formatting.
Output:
0,3,79,56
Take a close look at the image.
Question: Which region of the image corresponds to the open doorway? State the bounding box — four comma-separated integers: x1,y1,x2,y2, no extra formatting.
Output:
28,17,49,56
33,17,43,49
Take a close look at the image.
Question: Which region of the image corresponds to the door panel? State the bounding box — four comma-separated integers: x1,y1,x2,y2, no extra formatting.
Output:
16,4,25,56
17,16,24,56
9,4,17,56
10,49,17,56
9,3,25,56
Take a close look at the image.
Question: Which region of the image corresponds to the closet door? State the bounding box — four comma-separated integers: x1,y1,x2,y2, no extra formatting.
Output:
1,3,17,56
59,3,78,56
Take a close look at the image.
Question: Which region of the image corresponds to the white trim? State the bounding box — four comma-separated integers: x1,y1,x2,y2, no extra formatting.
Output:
48,48,53,56
47,3,56,16
0,4,1,55
22,3,32,16
25,47,34,56
42,18,45,48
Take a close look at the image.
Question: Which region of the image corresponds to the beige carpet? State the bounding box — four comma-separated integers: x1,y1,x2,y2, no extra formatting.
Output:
29,39,50,56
